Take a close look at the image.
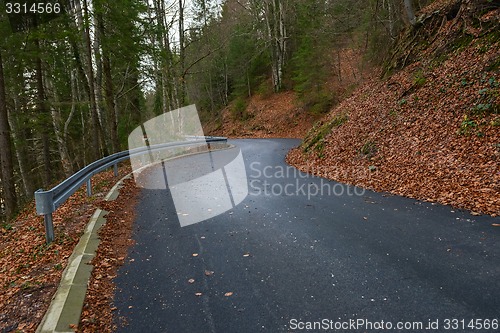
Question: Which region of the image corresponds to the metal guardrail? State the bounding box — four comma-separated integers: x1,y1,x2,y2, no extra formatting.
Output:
35,137,228,243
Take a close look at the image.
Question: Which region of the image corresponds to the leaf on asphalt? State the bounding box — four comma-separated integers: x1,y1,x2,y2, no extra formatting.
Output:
243,253,250,257
192,253,199,257
204,270,214,276
188,278,195,284
224,292,233,297
195,292,203,296
492,224,500,227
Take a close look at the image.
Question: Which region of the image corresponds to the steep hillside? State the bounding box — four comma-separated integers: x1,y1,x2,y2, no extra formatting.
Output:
288,0,500,216
207,91,314,138
205,48,368,138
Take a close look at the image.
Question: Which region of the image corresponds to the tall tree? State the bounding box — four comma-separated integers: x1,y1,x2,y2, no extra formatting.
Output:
178,0,187,106
82,0,105,160
0,51,17,219
95,0,120,152
33,34,53,186
263,0,287,92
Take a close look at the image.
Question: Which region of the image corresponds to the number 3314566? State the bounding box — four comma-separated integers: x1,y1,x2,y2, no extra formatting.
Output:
6,2,61,14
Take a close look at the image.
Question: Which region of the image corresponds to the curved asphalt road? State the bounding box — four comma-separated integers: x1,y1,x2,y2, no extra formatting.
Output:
113,139,500,333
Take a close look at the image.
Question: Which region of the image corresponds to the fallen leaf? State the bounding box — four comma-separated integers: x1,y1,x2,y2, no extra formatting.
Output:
188,278,195,284
243,253,250,257
492,224,500,227
195,292,203,296
192,253,199,257
224,292,233,297
204,270,214,276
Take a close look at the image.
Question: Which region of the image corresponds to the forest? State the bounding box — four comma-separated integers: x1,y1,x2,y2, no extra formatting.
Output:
0,0,434,222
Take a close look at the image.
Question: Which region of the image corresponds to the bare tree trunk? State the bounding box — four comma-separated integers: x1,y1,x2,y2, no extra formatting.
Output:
9,98,33,198
387,0,396,39
103,54,120,152
83,0,104,161
276,0,286,89
404,0,417,25
95,6,120,152
153,0,175,113
65,70,78,151
178,0,186,107
0,51,17,219
33,37,53,187
93,10,108,151
264,0,287,92
9,63,35,198
224,59,229,105
45,76,74,177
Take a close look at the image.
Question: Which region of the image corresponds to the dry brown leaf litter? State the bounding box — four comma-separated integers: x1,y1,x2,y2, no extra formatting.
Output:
207,90,317,139
0,164,132,333
287,11,500,216
78,177,139,333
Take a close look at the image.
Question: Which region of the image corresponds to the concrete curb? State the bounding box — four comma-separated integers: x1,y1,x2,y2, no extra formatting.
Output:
36,174,132,333
36,144,234,332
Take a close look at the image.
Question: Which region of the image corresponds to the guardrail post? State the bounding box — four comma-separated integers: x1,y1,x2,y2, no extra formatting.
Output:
86,178,92,196
43,214,55,243
114,163,118,177
35,189,56,244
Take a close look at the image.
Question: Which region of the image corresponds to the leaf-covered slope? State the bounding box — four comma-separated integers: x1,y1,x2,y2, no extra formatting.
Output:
206,91,316,138
288,0,500,215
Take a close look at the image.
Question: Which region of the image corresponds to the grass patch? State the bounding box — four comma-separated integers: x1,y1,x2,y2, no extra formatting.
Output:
458,115,478,135
359,140,378,158
302,113,348,153
413,69,427,87
452,34,474,52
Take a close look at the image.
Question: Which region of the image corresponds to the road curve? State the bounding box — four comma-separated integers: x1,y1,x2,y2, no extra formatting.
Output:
113,139,500,333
